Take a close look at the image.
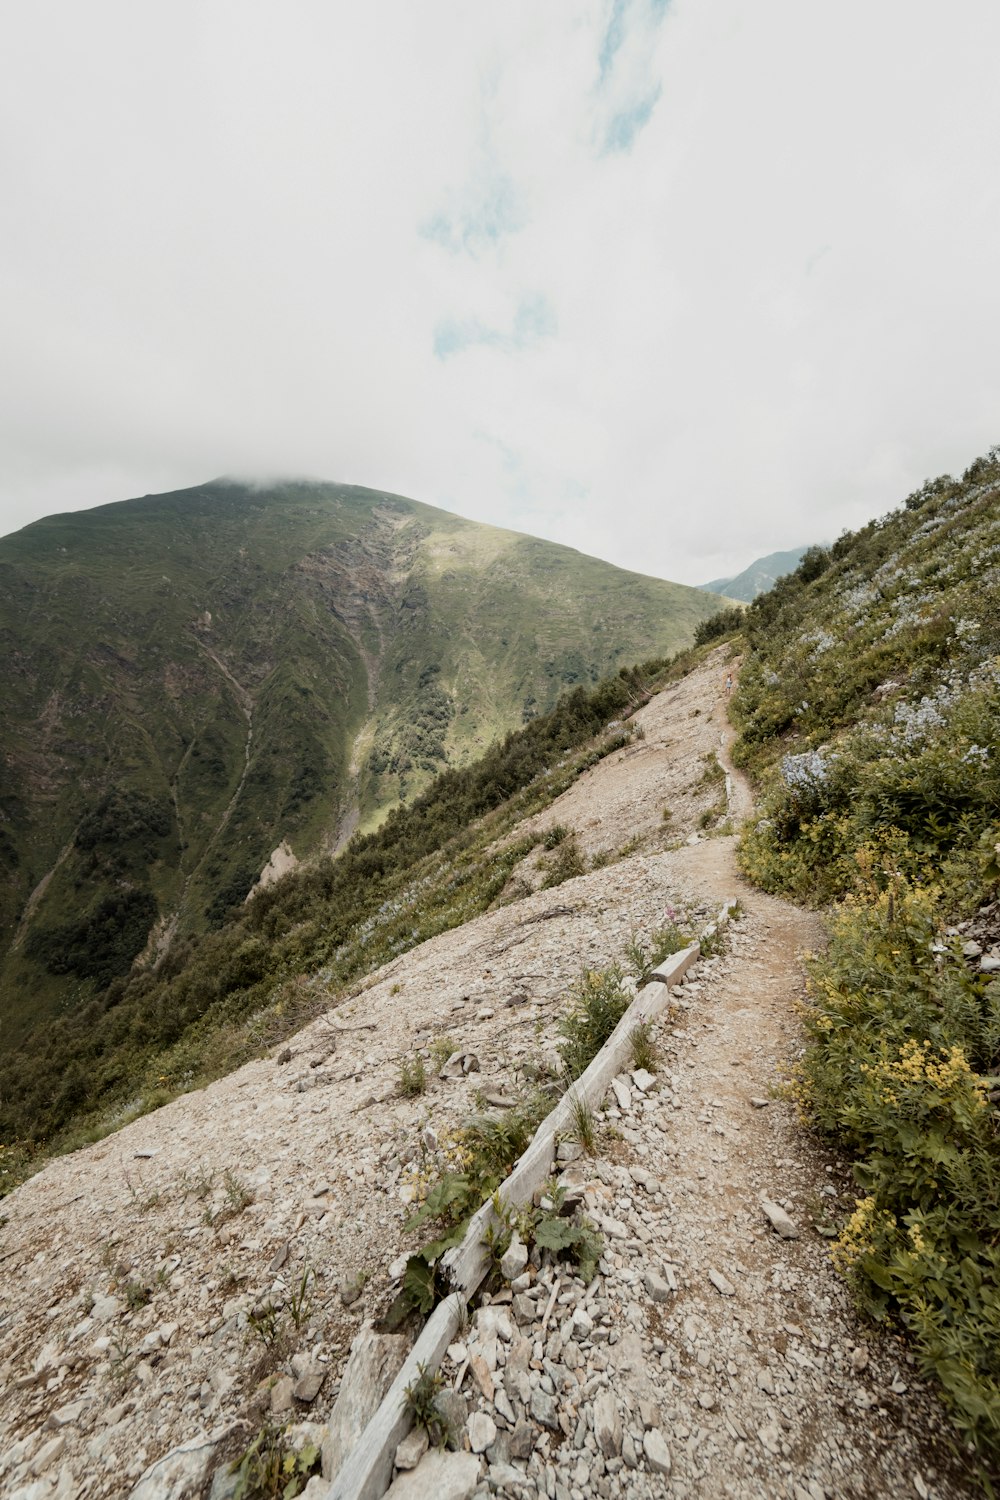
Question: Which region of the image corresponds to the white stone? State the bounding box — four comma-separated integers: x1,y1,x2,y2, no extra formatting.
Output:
642,1428,671,1474
383,1449,480,1500
476,1307,512,1343
128,1427,232,1499
610,1076,632,1111
467,1411,496,1454
321,1325,409,1481
571,1308,593,1339
488,1463,526,1490
556,1141,583,1164
48,1399,87,1428
298,1481,327,1500
31,1435,66,1475
757,1423,781,1455
394,1428,429,1471
593,1392,621,1457
499,1235,528,1281
760,1199,800,1240
494,1387,516,1425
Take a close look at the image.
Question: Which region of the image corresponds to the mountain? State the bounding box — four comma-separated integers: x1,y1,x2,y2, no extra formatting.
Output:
0,479,726,1046
3,450,998,1467
699,544,813,601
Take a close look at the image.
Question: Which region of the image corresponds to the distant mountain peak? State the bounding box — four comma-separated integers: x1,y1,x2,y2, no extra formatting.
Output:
698,545,815,602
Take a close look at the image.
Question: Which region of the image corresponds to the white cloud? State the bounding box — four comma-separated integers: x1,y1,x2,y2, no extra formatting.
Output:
0,0,997,582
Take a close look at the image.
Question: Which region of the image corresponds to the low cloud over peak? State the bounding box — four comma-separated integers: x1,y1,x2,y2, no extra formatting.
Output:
1,1,998,583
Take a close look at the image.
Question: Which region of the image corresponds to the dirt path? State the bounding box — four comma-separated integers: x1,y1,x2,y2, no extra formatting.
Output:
0,649,974,1500
585,748,971,1496
427,660,974,1500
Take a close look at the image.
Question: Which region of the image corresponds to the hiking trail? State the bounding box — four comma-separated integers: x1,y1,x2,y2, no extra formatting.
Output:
0,649,973,1500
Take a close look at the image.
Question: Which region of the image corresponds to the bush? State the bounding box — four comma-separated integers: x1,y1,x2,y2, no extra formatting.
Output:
26,887,158,989
398,1057,427,1098
559,966,631,1080
795,874,1000,1463
693,606,745,645
541,836,586,889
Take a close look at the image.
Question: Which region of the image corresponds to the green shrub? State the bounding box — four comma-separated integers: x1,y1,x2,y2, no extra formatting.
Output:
624,922,690,984
693,606,745,645
229,1423,321,1500
398,1057,428,1097
796,875,1000,1463
398,1089,555,1314
25,887,158,989
541,835,586,889
568,1090,597,1154
559,966,630,1080
629,1020,659,1073
404,1364,452,1449
532,1195,602,1281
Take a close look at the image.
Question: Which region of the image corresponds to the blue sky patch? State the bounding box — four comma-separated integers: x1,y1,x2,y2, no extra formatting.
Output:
434,294,557,361
421,167,523,256
604,86,662,153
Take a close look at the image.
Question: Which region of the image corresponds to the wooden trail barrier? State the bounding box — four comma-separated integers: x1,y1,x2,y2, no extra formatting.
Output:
328,902,736,1500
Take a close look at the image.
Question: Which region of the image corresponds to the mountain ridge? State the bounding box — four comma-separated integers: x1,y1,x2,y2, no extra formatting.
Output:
698,543,813,601
0,478,726,1046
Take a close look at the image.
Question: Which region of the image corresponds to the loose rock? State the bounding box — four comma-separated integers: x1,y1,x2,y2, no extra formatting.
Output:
760,1198,800,1240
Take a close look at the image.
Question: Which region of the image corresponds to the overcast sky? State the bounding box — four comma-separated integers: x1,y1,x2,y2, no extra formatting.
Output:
1,1,997,584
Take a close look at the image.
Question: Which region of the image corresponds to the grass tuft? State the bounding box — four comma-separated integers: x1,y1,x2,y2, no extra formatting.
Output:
558,966,630,1081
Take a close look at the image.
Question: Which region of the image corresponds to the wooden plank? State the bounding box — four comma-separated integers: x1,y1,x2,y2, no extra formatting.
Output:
329,1295,464,1500
327,905,732,1498
440,939,701,1295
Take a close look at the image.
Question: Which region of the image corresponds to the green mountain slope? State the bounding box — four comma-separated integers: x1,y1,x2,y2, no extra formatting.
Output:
0,479,725,1045
0,646,683,1177
699,544,813,601
703,447,1000,1464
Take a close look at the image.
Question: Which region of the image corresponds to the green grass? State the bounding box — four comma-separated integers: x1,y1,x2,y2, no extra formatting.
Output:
558,966,632,1081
